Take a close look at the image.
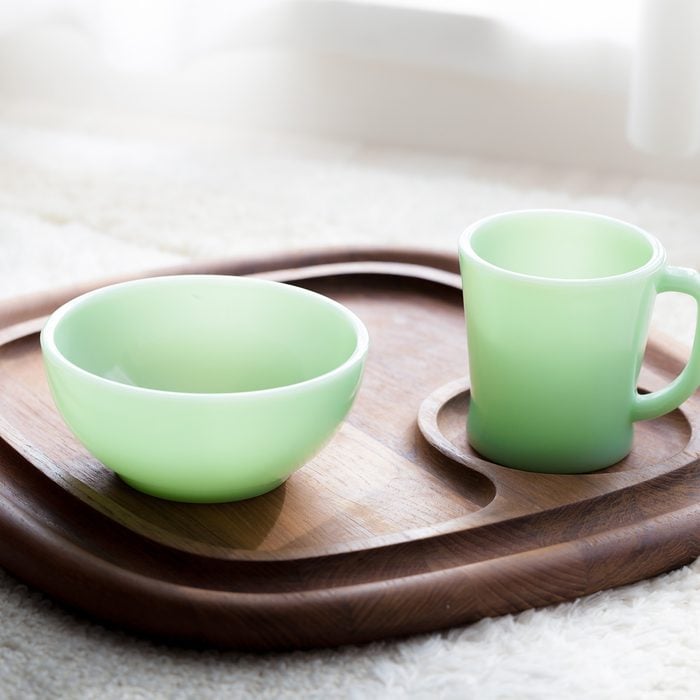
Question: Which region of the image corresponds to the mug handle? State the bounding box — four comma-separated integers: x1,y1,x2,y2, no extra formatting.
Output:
632,266,700,421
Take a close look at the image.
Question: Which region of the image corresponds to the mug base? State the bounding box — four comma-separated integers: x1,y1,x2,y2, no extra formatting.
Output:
467,435,631,474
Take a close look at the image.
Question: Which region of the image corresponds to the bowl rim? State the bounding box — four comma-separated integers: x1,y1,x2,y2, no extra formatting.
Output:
40,274,369,400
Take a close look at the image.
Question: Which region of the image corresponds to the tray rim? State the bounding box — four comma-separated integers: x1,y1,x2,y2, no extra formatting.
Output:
0,246,698,650
1,432,698,649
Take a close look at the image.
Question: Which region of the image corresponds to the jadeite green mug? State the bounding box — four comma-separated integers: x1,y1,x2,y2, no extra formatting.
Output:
459,209,700,473
41,275,368,502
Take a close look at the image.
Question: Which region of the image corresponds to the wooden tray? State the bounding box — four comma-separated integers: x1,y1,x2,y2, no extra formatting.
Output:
0,249,698,650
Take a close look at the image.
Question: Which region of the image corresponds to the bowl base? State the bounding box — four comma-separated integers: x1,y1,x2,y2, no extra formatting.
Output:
118,474,288,503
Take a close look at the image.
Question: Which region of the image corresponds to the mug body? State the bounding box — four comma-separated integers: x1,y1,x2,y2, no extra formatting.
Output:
459,210,666,473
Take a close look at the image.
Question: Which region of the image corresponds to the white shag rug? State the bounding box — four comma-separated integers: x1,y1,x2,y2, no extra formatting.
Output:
0,113,699,700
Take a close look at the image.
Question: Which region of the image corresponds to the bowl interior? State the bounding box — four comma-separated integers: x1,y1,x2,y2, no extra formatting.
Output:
51,277,361,393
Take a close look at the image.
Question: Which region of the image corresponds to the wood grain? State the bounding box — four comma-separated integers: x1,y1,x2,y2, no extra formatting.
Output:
0,248,697,650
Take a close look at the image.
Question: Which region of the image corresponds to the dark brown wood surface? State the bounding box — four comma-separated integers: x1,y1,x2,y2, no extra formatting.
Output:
0,249,698,650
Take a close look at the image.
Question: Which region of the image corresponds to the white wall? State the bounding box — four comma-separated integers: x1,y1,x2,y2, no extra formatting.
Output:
1,0,699,180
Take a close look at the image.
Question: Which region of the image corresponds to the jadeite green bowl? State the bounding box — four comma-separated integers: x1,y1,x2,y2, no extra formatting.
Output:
40,275,368,503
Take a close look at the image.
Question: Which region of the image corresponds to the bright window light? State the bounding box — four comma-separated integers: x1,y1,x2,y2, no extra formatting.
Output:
351,0,641,45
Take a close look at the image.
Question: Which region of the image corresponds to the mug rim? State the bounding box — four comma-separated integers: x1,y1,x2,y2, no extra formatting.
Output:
40,274,369,400
459,209,666,285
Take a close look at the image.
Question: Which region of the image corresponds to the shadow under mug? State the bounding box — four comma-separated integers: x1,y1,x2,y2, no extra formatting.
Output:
459,209,700,473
